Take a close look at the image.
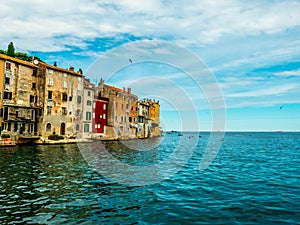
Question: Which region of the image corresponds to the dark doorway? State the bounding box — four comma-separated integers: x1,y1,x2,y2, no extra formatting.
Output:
60,123,66,135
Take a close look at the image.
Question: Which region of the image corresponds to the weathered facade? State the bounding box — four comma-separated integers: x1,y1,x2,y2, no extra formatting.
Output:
97,81,138,140
0,54,41,140
0,54,161,143
82,79,94,139
147,99,161,137
37,63,84,138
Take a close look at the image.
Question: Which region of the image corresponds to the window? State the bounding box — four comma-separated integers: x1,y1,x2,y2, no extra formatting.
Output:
88,91,91,96
5,77,10,85
46,123,51,132
62,107,67,115
116,102,118,109
93,112,95,118
48,69,53,74
129,117,132,123
103,104,106,110
62,93,68,101
5,62,11,70
48,78,53,86
63,81,67,88
3,92,12,100
76,109,80,117
77,96,81,104
126,104,129,110
69,96,73,101
103,114,106,119
77,84,82,90
32,82,36,89
84,124,89,132
87,100,92,106
47,107,52,115
122,104,124,110
76,124,80,131
115,116,117,121
48,91,52,100
86,112,91,121
30,95,35,103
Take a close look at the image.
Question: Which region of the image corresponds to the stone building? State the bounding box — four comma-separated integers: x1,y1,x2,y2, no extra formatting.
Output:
82,79,94,139
37,63,84,138
0,54,41,139
137,100,150,138
97,80,138,140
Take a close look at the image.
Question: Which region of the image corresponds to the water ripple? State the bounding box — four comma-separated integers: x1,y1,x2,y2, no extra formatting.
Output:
0,133,299,224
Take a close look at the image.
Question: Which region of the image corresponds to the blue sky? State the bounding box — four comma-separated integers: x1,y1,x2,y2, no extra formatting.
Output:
1,0,299,131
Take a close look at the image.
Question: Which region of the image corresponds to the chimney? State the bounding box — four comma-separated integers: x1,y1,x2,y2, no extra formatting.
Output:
69,66,74,72
127,88,131,94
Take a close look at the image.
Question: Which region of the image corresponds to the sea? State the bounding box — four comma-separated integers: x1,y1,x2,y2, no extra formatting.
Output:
0,132,299,225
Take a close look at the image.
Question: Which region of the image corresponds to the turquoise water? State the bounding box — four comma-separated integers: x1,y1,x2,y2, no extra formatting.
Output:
0,132,299,224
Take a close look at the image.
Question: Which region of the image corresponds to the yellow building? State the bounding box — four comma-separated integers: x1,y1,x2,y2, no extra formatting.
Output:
147,99,161,137
0,54,41,138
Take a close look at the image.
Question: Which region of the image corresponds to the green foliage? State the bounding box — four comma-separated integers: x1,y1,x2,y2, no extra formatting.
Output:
7,42,15,57
15,52,32,61
48,134,64,140
1,42,44,62
1,133,10,138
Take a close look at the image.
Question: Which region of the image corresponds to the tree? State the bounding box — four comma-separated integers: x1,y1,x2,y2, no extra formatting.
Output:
7,42,15,57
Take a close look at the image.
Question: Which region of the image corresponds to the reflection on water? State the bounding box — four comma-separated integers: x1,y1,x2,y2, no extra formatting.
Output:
0,132,300,224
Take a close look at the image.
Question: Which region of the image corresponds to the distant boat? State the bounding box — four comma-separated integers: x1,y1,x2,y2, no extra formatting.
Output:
178,133,183,136
171,130,177,133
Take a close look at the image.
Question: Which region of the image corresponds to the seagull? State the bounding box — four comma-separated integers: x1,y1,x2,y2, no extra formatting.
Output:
280,105,284,109
129,58,132,63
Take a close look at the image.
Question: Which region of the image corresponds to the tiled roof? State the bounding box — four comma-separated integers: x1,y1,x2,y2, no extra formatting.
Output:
40,62,83,77
0,53,38,68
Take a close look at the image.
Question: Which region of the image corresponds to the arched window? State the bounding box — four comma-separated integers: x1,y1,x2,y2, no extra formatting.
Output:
46,123,51,132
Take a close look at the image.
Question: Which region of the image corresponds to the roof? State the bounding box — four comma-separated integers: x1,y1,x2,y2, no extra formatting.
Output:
94,99,108,103
104,84,137,97
0,53,38,68
40,62,83,77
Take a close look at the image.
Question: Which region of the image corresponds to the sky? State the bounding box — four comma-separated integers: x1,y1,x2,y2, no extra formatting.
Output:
0,0,299,131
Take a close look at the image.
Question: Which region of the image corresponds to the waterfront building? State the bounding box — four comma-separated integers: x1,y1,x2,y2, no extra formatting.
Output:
82,79,95,139
147,99,161,137
137,100,150,138
0,54,41,140
37,63,84,138
92,99,108,136
0,53,161,143
97,80,138,140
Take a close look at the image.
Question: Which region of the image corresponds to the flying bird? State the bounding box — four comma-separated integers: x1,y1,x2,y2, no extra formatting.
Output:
280,105,284,109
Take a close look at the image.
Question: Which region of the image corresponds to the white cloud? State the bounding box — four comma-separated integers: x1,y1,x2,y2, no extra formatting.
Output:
275,69,300,77
1,0,300,52
227,83,299,98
